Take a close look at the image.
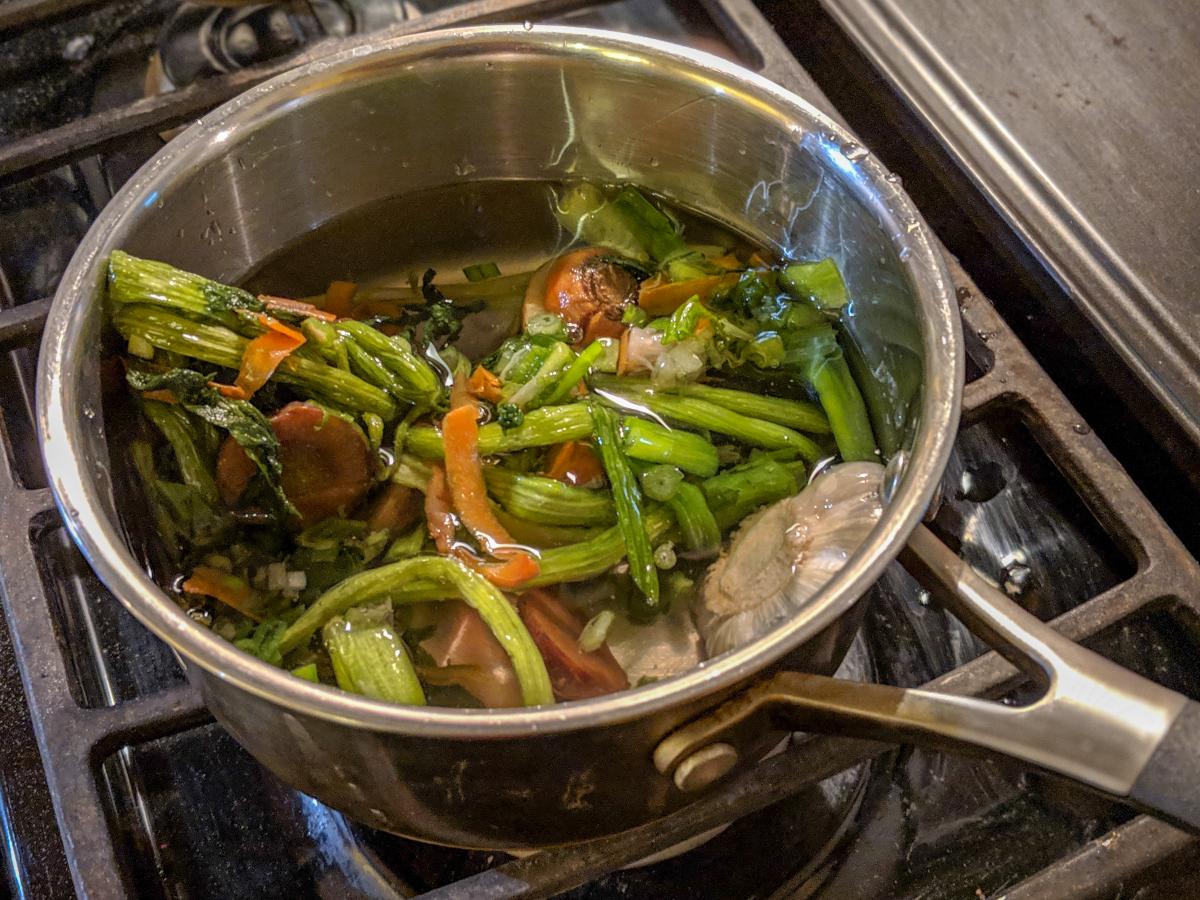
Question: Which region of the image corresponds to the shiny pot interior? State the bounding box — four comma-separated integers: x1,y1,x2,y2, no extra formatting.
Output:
37,25,961,843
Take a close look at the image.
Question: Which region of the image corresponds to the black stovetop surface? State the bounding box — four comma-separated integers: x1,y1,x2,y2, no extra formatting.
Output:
3,1,1200,898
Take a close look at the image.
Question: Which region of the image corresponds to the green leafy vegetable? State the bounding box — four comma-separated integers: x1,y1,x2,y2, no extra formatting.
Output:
126,367,294,514
235,619,288,667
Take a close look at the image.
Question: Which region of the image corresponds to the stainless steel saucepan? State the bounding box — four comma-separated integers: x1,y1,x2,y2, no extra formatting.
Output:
37,26,1200,848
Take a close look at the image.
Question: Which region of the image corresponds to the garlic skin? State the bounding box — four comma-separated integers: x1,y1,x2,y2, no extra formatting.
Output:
695,461,885,658
605,602,705,686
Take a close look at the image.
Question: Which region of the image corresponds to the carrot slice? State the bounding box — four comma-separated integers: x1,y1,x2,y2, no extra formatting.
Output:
637,273,738,316
477,554,540,589
545,441,604,488
216,437,258,506
181,565,264,622
323,280,358,318
616,328,631,376
216,402,372,525
141,389,178,404
260,294,338,322
467,365,503,403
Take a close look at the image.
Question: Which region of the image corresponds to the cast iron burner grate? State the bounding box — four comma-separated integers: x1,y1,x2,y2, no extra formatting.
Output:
1,1,1198,898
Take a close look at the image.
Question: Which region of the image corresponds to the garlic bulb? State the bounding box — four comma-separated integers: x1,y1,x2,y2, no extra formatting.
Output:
694,461,885,657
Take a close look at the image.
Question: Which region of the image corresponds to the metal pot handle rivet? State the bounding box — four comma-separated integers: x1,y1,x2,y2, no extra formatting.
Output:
654,524,1200,834
673,743,739,793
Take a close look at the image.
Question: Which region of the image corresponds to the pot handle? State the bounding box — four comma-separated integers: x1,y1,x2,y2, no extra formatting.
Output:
655,524,1200,834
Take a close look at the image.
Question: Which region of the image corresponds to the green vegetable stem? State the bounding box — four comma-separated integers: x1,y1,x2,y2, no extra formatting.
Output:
591,403,659,614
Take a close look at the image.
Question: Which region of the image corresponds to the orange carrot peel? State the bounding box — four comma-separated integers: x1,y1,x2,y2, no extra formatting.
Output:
218,313,306,400
181,565,264,621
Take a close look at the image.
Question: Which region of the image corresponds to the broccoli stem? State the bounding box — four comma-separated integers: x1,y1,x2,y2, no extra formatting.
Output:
343,340,421,405
406,404,593,458
281,557,554,706
529,507,674,587
805,343,877,462
334,320,441,401
701,458,798,528
113,305,397,419
107,250,261,326
595,375,829,434
621,416,719,477
491,507,608,548
483,468,615,526
779,259,849,310
667,482,721,554
140,400,218,505
591,404,659,612
324,611,427,705
594,384,824,463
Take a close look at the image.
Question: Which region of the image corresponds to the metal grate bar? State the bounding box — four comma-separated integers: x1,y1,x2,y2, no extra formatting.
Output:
0,298,52,349
996,815,1196,900
420,735,887,900
0,0,106,32
0,1,1195,896
0,0,589,187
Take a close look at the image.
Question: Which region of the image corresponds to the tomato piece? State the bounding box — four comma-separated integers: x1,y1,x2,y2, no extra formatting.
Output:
524,248,638,345
216,402,372,526
544,441,605,488
419,600,522,708
364,483,422,533
517,589,629,701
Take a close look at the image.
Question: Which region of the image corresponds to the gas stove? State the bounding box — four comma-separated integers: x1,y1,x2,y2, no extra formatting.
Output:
2,1,1200,897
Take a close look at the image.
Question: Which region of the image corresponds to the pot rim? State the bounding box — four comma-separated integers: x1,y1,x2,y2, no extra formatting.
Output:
36,24,963,738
